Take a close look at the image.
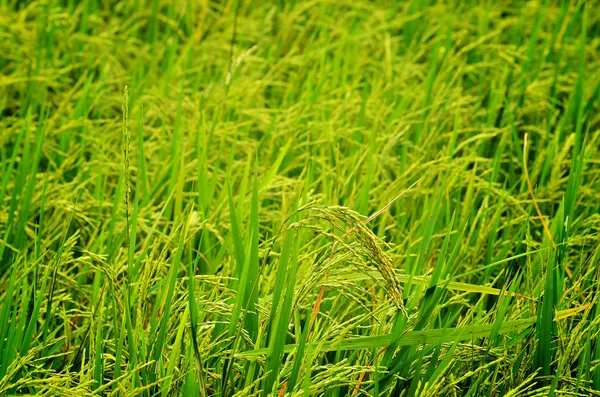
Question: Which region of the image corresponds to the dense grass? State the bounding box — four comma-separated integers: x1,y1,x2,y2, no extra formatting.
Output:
1,0,600,395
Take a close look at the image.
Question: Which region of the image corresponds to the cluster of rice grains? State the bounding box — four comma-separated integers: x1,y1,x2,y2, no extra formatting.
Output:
283,203,407,317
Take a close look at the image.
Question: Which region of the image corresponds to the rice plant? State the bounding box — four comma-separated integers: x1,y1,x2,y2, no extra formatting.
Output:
0,0,599,396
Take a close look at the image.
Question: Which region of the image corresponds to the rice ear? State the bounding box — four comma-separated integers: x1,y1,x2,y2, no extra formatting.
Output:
293,204,407,315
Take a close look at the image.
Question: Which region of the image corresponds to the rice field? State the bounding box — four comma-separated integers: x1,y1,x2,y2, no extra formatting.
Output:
1,0,600,396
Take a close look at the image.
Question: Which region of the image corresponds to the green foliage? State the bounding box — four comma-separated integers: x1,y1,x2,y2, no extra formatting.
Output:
0,0,599,396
